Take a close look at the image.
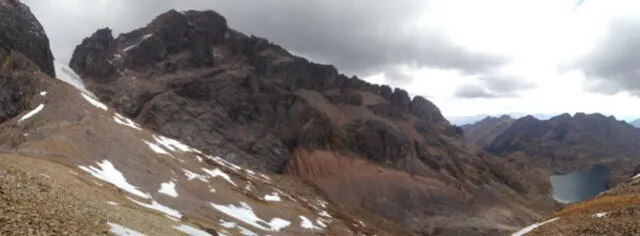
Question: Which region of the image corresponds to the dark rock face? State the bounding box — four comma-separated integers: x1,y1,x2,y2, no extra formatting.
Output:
409,95,447,127
69,28,116,80
0,0,55,77
71,9,555,234
346,120,411,163
0,0,53,122
0,51,38,123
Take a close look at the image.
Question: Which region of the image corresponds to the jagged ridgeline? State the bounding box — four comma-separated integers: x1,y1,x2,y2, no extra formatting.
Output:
1,0,559,235
69,8,557,235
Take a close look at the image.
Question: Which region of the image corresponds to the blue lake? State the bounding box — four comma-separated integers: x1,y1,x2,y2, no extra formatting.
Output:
549,165,609,204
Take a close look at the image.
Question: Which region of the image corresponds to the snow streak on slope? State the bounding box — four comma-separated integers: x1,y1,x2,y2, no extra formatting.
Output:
108,222,146,236
512,217,559,236
128,197,182,219
19,104,44,122
82,93,108,111
211,202,291,232
54,61,96,97
78,160,151,199
173,224,212,236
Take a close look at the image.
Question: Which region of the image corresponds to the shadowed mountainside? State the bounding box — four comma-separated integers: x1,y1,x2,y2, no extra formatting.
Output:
461,115,514,148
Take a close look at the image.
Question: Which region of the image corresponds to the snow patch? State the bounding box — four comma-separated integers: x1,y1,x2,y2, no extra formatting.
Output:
300,216,322,230
154,135,194,153
204,155,242,171
173,224,211,236
114,113,142,130
144,140,171,155
106,201,119,206
593,212,607,218
512,217,559,236
211,202,291,232
219,220,257,236
634,173,640,179
203,168,237,186
128,197,182,219
183,169,209,182
40,91,47,96
81,93,108,111
107,222,146,236
159,181,178,198
264,192,281,202
318,211,332,218
78,160,151,199
19,104,44,123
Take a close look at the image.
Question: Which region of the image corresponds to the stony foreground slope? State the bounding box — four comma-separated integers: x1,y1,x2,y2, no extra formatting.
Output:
69,9,557,235
513,175,640,236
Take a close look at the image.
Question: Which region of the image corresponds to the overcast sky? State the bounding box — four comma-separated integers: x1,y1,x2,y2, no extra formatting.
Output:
22,0,640,122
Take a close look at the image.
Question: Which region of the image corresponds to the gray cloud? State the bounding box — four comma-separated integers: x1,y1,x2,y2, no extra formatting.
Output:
23,0,507,77
573,18,640,95
454,74,534,98
455,84,500,98
383,66,414,85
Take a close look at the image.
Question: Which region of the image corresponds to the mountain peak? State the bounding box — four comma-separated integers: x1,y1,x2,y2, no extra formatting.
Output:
65,8,556,234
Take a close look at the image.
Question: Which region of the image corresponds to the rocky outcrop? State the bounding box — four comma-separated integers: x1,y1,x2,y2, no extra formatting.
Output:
70,9,556,234
0,0,51,123
0,0,54,77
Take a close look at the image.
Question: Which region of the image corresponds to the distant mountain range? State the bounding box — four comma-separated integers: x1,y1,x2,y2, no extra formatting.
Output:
448,113,557,125
463,113,640,187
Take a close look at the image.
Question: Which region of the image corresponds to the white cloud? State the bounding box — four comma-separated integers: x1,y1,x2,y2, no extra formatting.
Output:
364,0,640,120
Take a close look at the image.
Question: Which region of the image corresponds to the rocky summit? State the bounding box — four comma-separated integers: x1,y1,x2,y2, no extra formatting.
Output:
68,8,558,235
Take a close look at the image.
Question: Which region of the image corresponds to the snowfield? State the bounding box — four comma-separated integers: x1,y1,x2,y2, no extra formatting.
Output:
54,61,96,97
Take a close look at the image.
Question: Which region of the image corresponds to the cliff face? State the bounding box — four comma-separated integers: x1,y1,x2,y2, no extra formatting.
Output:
0,0,51,124
69,9,556,234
